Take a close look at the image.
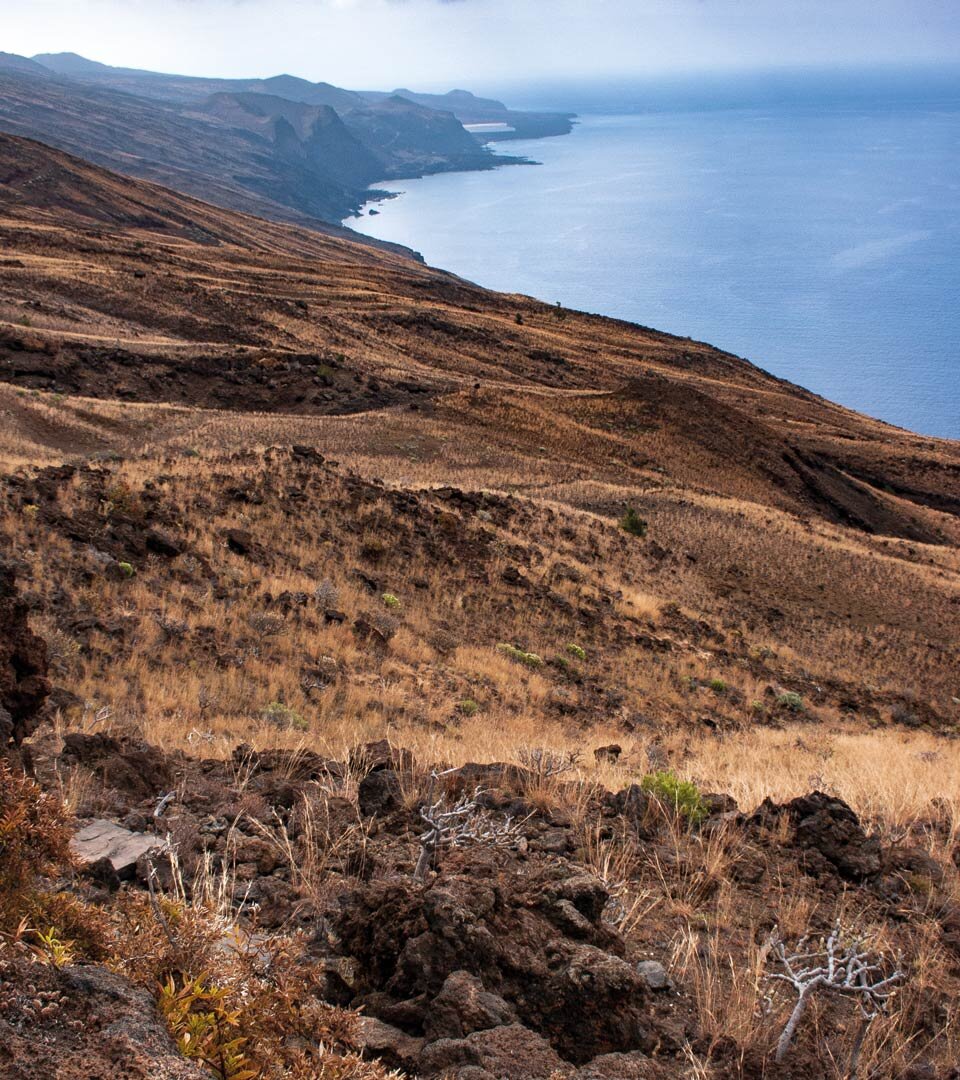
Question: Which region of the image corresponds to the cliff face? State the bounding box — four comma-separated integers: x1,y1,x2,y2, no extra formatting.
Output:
343,95,498,174
0,54,534,227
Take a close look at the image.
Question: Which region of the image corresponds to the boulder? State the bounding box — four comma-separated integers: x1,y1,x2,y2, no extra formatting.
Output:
750,791,881,881
358,768,403,817
425,971,518,1041
573,1051,668,1079
61,733,175,802
70,820,164,880
418,1023,569,1080
358,1016,425,1072
0,962,208,1080
335,854,652,1064
636,960,673,992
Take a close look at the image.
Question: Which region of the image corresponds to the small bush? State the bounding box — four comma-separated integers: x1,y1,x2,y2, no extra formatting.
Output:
619,507,648,537
314,579,340,609
0,763,106,958
382,593,401,610
708,678,727,693
776,692,804,712
458,699,480,717
261,702,308,732
158,974,256,1080
641,770,706,824
566,643,587,661
117,561,135,578
496,643,545,669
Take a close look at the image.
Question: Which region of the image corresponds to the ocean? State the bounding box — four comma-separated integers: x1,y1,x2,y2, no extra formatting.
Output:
345,70,960,439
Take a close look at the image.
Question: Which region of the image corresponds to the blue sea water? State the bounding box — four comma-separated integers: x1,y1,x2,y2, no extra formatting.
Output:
346,72,960,439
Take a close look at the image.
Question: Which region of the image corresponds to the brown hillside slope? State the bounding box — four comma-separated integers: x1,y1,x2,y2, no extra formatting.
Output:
0,129,957,729
1,134,956,540
1,134,960,1080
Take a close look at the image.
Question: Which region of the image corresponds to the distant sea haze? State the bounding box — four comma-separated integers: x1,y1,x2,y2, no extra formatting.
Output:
348,70,960,439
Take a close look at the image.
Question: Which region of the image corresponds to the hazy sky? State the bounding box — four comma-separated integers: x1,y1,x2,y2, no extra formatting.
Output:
3,0,958,91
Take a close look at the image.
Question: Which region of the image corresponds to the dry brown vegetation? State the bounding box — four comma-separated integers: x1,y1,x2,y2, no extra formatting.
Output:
1,132,959,1079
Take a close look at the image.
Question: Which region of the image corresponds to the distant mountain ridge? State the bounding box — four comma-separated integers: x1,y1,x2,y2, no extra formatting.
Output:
29,52,576,139
0,51,574,230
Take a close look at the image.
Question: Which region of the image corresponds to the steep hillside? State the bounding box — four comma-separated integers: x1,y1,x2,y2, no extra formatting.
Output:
0,130,957,707
0,132,959,1080
0,57,512,228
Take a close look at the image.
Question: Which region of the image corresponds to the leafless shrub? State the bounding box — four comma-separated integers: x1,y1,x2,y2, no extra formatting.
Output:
314,579,340,609
42,626,81,676
767,921,905,1071
414,787,526,881
518,747,580,779
197,684,217,719
247,611,286,647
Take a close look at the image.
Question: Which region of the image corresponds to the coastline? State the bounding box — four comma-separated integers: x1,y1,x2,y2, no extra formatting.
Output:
343,108,960,439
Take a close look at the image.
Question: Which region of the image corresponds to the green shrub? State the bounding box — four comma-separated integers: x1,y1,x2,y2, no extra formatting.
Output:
382,593,401,610
496,643,545,669
619,507,648,537
708,678,727,693
566,643,587,661
776,691,804,712
261,702,308,732
117,561,135,578
641,770,706,824
458,699,480,717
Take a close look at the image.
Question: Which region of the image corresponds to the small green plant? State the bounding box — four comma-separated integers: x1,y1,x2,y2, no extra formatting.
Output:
382,593,401,610
641,770,706,824
496,643,545,669
708,678,727,693
566,643,587,661
30,926,75,968
261,702,308,732
619,507,648,537
117,561,135,578
315,363,336,384
158,974,257,1080
458,699,480,717
777,692,805,712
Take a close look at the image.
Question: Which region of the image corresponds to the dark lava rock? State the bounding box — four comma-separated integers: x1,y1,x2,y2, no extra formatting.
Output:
751,791,881,881
358,768,403,817
0,561,50,750
418,1022,567,1080
60,732,175,802
424,971,518,1041
144,529,183,558
0,960,207,1079
335,854,653,1064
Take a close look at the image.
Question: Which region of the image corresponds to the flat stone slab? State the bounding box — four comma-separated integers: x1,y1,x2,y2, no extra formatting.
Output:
71,819,163,877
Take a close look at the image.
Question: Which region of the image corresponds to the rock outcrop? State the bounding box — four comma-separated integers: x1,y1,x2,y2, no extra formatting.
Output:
0,560,49,752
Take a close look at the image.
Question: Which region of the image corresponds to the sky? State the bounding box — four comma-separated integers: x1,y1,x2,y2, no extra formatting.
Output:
2,0,959,92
